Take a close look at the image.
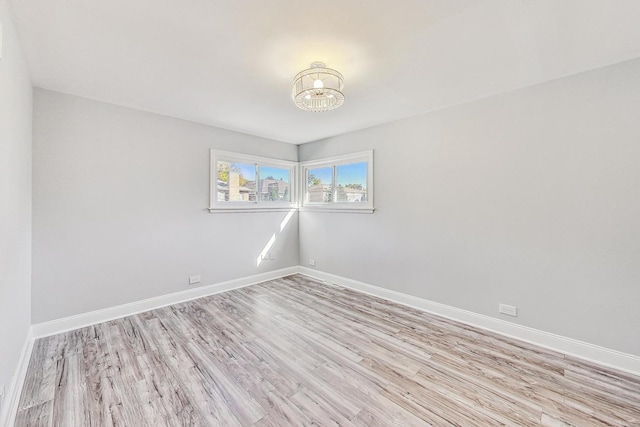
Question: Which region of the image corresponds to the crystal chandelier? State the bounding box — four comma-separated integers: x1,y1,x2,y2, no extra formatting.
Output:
292,62,344,112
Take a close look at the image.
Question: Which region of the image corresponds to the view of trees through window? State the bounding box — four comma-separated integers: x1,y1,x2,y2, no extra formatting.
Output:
211,150,372,211
307,166,333,203
259,166,290,202
306,162,367,203
336,162,367,202
216,161,290,203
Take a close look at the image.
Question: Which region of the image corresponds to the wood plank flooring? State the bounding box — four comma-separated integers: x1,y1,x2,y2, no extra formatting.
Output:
15,274,640,426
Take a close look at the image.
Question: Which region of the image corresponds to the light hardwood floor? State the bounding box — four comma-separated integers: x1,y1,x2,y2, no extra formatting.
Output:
15,274,640,426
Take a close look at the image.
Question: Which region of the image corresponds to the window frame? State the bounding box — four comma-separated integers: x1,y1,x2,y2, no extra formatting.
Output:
209,150,298,213
300,150,374,213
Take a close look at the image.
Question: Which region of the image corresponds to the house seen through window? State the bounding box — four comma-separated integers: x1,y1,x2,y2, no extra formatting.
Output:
301,151,373,212
210,151,296,211
210,150,373,213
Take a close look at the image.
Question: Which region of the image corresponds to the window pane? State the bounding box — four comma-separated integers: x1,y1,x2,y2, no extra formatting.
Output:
216,161,256,202
259,166,290,202
307,167,333,203
336,162,367,202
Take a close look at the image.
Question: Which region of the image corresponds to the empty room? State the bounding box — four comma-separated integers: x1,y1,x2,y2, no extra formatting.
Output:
1,0,640,425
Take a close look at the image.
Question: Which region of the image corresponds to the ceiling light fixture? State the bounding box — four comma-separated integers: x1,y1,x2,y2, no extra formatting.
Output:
292,62,344,112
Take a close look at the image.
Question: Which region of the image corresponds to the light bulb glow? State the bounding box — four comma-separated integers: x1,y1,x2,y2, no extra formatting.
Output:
292,62,344,112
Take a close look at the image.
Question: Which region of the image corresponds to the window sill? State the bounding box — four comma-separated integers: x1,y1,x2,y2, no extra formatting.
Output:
299,207,375,214
208,207,296,214
208,206,375,214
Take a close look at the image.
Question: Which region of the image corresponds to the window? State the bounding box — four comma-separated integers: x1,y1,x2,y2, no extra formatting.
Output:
300,150,374,213
210,150,297,212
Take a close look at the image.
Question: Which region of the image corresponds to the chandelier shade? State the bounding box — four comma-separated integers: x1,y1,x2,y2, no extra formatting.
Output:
292,62,344,112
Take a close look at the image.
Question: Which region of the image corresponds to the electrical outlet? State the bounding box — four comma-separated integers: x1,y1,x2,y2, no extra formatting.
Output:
189,275,201,285
309,259,316,266
499,303,517,317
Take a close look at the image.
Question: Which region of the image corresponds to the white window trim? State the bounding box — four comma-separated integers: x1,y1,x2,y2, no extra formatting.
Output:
299,150,374,213
209,150,298,213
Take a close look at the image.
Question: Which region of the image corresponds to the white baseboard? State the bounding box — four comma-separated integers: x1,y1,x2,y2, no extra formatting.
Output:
31,267,299,339
0,328,34,427
298,267,640,376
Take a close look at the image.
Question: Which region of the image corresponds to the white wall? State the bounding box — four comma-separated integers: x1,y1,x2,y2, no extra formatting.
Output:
32,89,299,323
299,58,640,356
0,0,32,411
